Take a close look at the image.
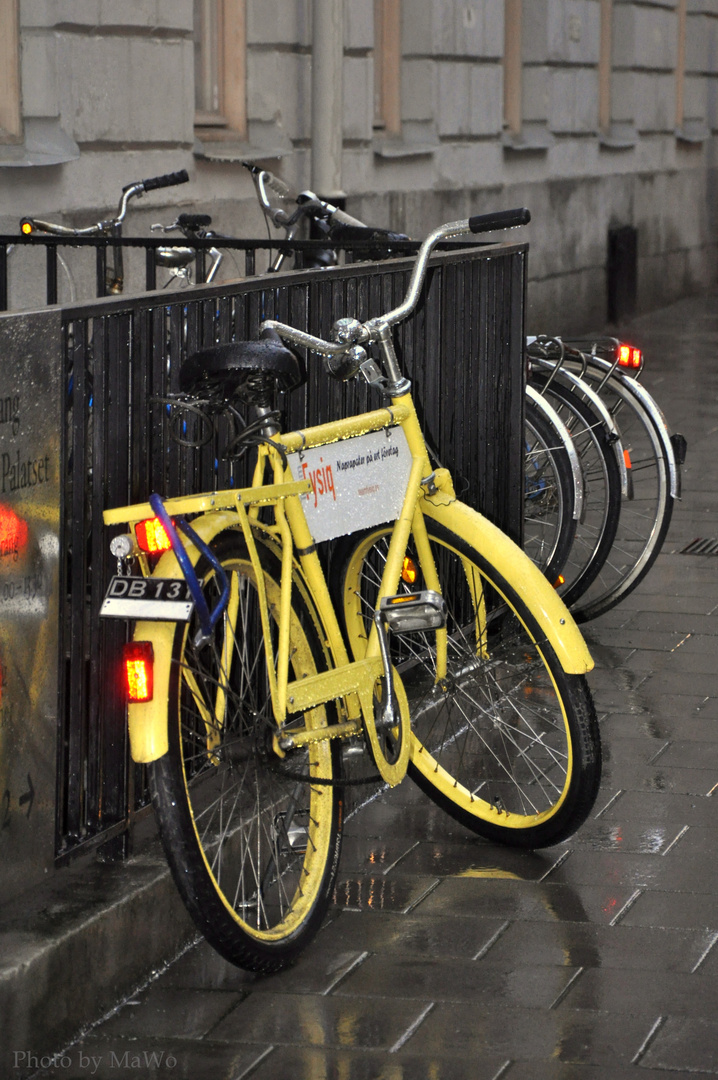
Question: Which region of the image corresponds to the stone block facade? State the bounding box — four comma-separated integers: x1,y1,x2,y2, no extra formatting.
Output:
0,0,716,328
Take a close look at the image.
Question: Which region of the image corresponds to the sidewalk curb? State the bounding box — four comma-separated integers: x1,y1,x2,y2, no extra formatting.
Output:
0,848,196,1077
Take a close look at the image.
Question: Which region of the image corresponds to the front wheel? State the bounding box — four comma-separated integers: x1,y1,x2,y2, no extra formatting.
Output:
149,529,343,973
334,518,601,847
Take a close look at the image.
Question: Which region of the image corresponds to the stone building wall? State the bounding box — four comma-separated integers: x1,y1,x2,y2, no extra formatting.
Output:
0,0,716,328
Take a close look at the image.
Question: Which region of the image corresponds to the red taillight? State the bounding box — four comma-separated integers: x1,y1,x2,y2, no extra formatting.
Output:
123,642,154,702
135,517,172,553
618,344,642,369
0,503,29,558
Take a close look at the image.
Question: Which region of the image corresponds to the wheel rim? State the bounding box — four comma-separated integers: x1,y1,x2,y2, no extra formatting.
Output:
174,555,336,942
567,374,670,618
524,411,572,579
342,529,574,828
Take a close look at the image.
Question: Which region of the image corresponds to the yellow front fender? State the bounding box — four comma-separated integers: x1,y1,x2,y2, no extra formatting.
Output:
423,499,593,674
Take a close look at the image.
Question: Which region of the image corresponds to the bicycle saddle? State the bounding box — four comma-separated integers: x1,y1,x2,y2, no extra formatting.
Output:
180,333,305,403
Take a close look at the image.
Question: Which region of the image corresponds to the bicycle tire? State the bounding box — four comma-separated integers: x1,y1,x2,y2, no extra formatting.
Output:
530,375,622,610
561,363,673,621
333,515,601,847
524,397,578,583
149,529,343,973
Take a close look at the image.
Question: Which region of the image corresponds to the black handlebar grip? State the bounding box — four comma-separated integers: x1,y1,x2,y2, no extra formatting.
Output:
141,169,190,192
468,207,531,234
178,213,212,228
329,223,409,243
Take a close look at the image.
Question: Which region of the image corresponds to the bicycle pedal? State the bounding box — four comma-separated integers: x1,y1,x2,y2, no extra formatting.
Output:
379,590,447,633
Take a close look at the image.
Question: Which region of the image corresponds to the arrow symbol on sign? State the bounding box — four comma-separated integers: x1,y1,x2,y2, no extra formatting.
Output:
19,774,34,818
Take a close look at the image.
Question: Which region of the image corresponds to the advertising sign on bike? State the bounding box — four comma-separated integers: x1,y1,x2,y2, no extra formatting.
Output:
286,426,413,543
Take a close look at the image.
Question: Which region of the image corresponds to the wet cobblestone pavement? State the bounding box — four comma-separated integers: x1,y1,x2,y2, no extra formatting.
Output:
38,291,718,1078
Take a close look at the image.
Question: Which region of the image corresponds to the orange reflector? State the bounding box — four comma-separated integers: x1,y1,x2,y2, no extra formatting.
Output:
135,517,172,553
618,344,642,369
624,448,632,469
123,642,154,702
553,574,565,588
20,220,33,235
401,556,418,585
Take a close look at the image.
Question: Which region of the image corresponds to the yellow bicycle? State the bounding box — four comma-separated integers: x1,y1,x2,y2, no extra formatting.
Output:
102,210,601,973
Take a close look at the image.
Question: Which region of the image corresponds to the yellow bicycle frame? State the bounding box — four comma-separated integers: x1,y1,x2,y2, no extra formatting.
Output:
103,391,592,766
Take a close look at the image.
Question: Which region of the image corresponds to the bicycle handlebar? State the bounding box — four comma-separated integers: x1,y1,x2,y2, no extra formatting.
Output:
262,209,530,359
20,169,190,237
468,207,531,233
134,169,189,193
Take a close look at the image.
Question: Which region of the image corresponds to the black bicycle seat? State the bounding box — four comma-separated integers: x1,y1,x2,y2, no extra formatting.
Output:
180,336,305,401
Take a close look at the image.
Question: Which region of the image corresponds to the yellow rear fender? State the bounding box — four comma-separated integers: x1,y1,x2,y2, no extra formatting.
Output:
127,512,242,764
422,499,593,674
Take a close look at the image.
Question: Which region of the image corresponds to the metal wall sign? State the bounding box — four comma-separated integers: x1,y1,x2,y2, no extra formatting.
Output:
0,309,62,903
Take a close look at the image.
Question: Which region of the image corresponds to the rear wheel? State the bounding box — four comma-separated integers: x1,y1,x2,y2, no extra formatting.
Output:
530,376,622,611
334,517,601,847
149,530,342,973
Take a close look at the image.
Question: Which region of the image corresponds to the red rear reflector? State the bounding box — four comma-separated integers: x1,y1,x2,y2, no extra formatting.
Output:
136,517,172,553
618,344,642,369
0,503,29,558
123,642,154,702
401,556,418,585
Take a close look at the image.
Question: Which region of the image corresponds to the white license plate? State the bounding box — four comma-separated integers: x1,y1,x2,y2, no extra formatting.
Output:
100,576,194,621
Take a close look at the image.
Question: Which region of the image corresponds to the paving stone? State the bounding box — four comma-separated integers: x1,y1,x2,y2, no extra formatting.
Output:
639,1016,718,1073
161,936,371,997
28,1040,270,1080
89,987,243,1041
249,1045,511,1080
620,889,718,931
317,908,509,960
505,1062,669,1080
413,877,641,925
596,788,718,826
404,1002,658,1066
477,919,717,973
332,874,441,913
208,991,430,1050
334,954,577,1007
557,966,718,1018
598,761,718,796
384,840,561,880
563,817,684,854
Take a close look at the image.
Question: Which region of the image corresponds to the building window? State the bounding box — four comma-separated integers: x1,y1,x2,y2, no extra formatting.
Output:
0,0,21,143
194,0,247,138
374,0,401,135
503,0,522,137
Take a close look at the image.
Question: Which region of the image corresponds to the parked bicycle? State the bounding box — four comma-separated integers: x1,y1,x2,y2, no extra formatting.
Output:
101,209,601,973
527,336,685,620
19,169,190,296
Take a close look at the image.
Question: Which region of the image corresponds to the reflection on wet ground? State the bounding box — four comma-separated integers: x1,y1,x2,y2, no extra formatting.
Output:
35,293,718,1077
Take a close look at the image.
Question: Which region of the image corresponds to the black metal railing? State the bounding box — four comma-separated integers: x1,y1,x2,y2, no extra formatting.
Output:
54,241,526,861
0,233,436,311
